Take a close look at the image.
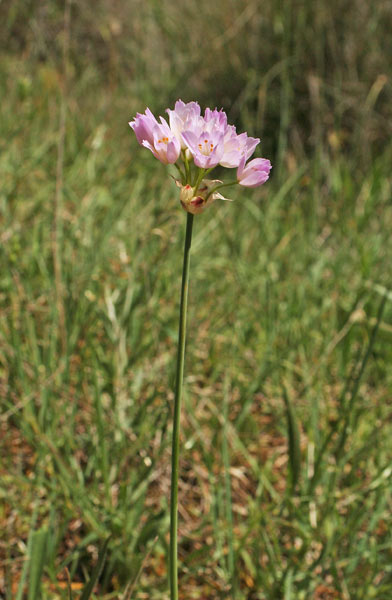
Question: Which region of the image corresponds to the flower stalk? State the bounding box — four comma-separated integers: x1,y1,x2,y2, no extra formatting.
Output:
129,98,271,599
170,211,194,600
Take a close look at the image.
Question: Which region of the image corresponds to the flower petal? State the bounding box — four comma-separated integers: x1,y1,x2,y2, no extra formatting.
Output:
237,158,272,187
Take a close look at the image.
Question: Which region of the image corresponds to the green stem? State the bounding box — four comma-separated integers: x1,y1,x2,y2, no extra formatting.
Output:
174,162,186,184
192,167,206,191
170,211,194,600
183,152,191,184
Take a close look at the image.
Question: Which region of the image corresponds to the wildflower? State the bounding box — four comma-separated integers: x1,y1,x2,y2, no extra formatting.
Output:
129,110,180,164
203,107,228,132
220,129,260,169
166,100,201,148
129,100,271,209
129,108,158,146
237,155,272,188
129,98,272,600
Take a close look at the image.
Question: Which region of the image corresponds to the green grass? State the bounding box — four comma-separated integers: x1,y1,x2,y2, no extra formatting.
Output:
1,2,392,597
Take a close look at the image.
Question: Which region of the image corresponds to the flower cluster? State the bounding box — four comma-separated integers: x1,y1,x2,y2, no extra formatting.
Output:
129,100,271,214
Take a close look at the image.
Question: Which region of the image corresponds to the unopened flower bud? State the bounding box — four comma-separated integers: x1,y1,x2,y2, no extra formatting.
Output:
175,180,230,215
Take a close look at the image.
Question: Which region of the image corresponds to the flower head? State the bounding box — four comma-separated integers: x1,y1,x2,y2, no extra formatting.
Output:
129,100,272,210
129,111,180,164
237,156,272,188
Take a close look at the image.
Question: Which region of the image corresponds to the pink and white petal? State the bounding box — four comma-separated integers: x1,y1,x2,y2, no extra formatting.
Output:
236,154,247,178
167,111,182,140
181,131,198,151
180,101,200,118
249,158,272,177
239,160,271,187
220,151,242,168
238,172,266,187
158,115,167,126
141,139,155,154
166,139,181,163
130,109,161,145
174,99,186,112
210,142,225,163
193,153,210,168
244,136,260,159
145,108,157,121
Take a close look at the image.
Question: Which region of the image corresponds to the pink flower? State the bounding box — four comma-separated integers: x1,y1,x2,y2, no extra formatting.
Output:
220,129,260,169
129,102,272,190
182,129,225,168
237,155,272,187
203,107,228,133
180,107,229,167
179,106,260,170
129,110,181,164
129,108,158,146
166,100,201,148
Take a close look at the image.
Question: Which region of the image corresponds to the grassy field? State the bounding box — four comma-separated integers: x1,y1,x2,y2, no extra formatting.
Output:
1,1,392,599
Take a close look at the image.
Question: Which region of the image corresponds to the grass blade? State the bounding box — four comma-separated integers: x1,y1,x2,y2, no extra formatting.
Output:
334,292,388,460
283,386,301,492
64,568,74,600
15,505,39,600
223,376,236,595
80,536,111,600
122,536,158,600
27,527,48,600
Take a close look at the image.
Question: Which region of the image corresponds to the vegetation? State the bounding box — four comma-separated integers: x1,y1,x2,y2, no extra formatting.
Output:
1,0,392,598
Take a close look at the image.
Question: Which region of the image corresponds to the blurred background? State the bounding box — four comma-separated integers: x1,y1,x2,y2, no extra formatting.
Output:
1,0,392,598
